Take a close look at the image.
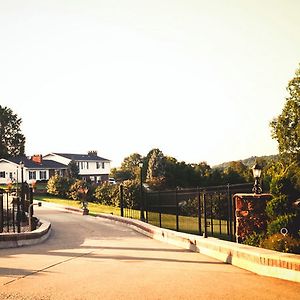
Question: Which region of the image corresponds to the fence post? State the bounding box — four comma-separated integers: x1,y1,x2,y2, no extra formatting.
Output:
175,189,179,231
145,191,148,223
15,196,21,233
29,187,33,216
0,194,3,233
232,193,237,242
210,194,214,236
227,183,232,238
158,191,162,228
203,193,208,238
198,188,202,236
120,184,124,217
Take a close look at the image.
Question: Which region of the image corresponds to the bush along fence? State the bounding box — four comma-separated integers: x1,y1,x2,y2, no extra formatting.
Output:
119,183,253,241
0,186,34,233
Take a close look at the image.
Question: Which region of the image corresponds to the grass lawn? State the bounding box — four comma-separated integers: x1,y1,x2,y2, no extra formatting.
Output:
34,195,121,216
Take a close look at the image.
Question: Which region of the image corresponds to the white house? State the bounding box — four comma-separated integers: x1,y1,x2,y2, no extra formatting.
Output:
43,151,111,182
0,156,67,185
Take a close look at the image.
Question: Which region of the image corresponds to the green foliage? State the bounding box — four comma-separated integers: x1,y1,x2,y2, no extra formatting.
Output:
146,148,166,181
244,232,265,247
122,179,140,209
266,195,292,219
270,64,300,158
67,160,79,179
68,179,88,201
260,233,300,254
110,167,133,182
0,105,25,158
94,182,119,206
267,213,299,236
119,153,143,180
47,174,73,198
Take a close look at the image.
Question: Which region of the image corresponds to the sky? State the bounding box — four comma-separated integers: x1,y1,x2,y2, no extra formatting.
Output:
1,0,300,168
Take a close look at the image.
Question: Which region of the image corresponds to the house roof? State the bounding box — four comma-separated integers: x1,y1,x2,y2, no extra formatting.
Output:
1,157,67,169
52,153,111,162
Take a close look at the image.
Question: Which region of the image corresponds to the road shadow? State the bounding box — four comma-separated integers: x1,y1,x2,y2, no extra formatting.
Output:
0,208,224,267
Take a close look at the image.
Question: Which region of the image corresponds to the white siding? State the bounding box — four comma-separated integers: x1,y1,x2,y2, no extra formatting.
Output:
0,161,19,184
78,161,110,175
43,153,71,166
0,161,50,184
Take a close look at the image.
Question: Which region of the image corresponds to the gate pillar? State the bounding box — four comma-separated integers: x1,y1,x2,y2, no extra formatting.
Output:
233,193,272,243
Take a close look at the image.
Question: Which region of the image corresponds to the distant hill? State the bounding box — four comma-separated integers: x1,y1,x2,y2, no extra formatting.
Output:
213,154,279,169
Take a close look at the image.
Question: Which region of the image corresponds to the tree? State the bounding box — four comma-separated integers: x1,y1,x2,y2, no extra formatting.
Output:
47,173,72,198
120,153,143,180
0,105,26,158
146,149,165,180
270,64,300,160
146,148,166,188
67,160,79,179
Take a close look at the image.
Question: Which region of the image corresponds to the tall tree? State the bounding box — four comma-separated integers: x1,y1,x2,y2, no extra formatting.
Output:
120,153,143,180
270,65,300,160
146,148,166,182
0,105,25,158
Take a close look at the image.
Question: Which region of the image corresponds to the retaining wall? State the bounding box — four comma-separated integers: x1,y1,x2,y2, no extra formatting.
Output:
0,220,51,248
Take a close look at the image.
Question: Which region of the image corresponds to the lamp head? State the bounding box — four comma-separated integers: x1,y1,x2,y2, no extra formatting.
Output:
252,162,262,179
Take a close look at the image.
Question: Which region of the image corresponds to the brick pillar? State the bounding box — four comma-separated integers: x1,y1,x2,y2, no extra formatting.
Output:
233,193,272,243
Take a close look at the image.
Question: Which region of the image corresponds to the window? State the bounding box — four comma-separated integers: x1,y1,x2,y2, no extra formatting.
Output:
102,162,105,169
40,171,47,180
86,162,89,169
29,171,36,180
0,171,5,178
96,162,100,169
80,162,84,169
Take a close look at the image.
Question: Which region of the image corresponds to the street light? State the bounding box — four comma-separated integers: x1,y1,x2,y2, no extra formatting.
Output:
252,162,262,194
139,161,145,221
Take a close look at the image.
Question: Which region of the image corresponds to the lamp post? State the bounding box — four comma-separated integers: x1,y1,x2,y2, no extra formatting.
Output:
139,161,145,221
19,161,25,220
252,162,262,194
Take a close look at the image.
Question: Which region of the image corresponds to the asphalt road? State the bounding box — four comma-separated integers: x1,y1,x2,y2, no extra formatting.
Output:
0,206,299,300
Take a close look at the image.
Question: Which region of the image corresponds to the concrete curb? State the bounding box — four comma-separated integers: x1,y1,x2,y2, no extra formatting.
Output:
0,220,51,249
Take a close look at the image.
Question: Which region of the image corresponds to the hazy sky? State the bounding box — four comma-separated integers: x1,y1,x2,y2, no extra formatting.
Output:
1,0,300,167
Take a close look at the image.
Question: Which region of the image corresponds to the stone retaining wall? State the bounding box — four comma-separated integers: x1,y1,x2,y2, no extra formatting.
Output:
0,220,51,248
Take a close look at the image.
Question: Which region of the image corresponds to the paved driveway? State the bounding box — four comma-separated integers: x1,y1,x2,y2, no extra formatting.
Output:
0,206,299,299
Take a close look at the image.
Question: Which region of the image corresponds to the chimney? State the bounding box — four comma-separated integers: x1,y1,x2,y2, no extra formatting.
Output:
88,150,98,157
31,154,43,164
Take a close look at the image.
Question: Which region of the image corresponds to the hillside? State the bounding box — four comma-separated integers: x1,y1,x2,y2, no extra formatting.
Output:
213,154,279,169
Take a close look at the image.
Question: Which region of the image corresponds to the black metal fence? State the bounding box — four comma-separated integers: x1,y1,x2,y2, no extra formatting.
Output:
0,187,33,233
120,183,253,241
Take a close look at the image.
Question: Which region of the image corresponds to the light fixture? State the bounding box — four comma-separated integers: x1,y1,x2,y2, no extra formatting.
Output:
252,162,262,194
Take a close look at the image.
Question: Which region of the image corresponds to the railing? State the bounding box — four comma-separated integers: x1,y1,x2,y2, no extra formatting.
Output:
120,183,253,241
0,187,33,233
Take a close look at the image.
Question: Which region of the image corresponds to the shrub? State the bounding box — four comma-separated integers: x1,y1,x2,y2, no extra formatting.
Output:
266,195,292,219
267,213,299,236
243,232,265,247
260,233,300,254
68,179,88,201
94,182,119,206
47,174,73,198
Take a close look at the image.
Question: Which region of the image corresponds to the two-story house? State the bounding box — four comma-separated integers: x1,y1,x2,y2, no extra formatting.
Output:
43,151,111,183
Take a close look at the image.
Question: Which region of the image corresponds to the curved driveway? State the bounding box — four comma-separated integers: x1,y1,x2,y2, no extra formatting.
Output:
0,206,300,299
